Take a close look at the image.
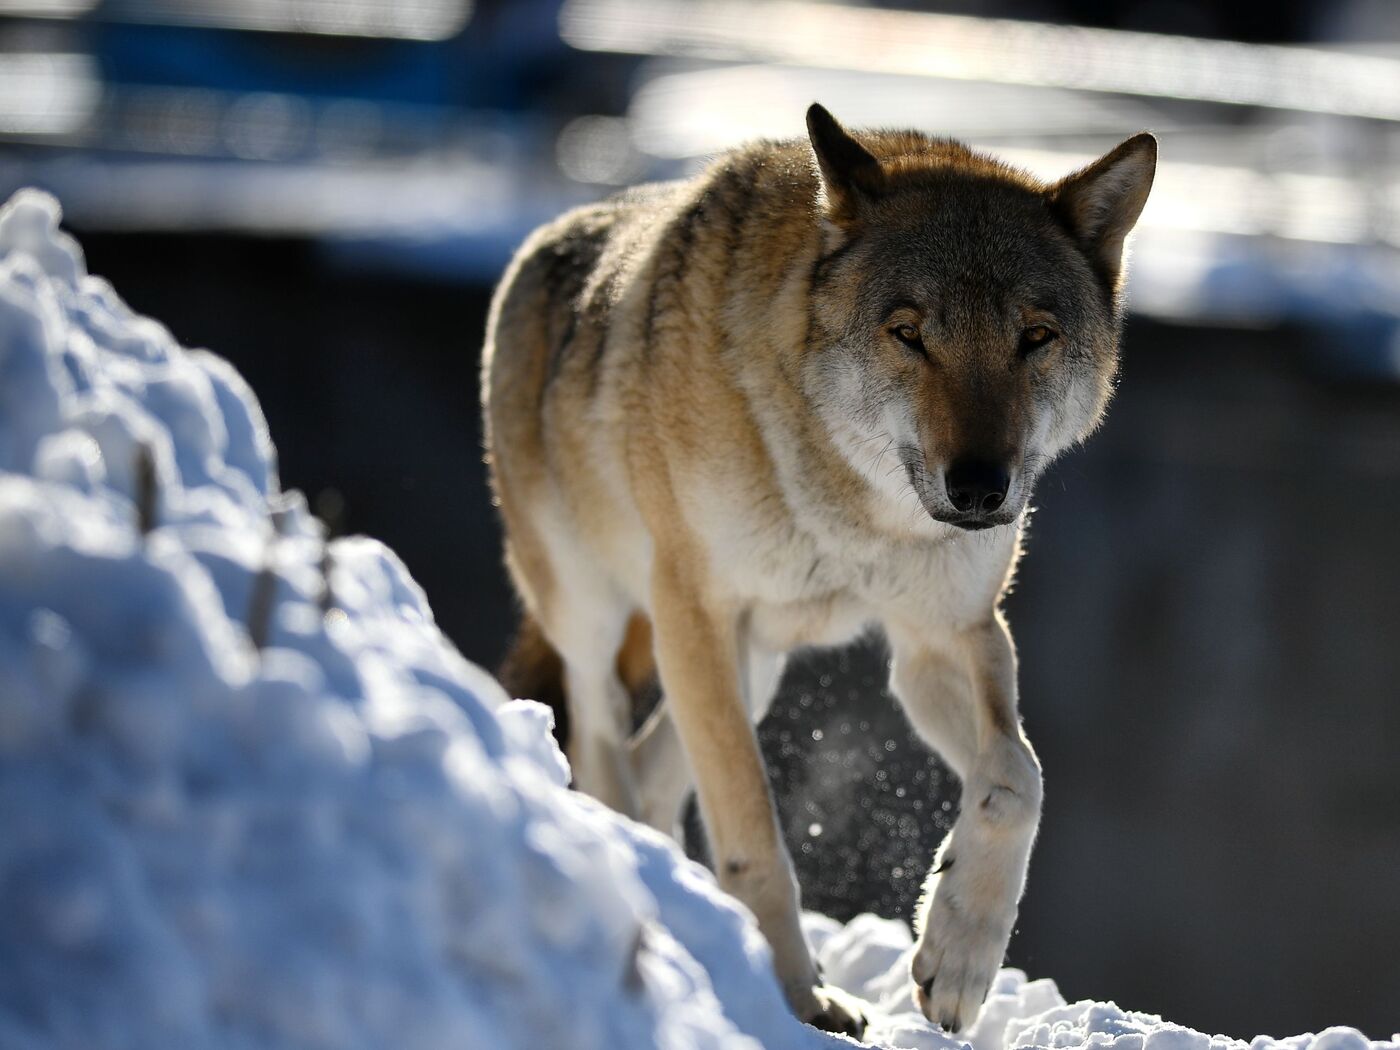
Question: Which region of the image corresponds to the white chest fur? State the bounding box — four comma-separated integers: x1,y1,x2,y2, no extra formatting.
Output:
687,469,1021,653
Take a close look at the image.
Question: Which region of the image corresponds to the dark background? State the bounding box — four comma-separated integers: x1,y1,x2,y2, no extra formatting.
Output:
5,0,1397,1040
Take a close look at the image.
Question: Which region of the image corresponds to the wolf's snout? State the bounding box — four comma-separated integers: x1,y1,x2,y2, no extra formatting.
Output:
944,460,1009,516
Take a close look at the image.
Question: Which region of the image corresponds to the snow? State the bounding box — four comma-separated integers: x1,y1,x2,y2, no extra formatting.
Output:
0,187,1394,1050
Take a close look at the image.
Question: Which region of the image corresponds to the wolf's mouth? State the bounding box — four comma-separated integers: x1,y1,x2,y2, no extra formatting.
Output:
934,510,1017,531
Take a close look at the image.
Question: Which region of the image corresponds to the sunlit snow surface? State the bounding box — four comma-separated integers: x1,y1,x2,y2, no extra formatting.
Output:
0,188,1394,1050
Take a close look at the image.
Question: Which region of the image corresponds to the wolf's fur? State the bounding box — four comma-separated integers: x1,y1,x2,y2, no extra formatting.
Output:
482,104,1155,1034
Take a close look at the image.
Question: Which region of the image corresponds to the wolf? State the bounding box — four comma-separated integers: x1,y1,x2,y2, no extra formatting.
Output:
481,103,1155,1035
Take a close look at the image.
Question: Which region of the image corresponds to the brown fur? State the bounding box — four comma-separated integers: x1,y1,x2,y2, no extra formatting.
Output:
500,612,655,752
482,104,1154,1034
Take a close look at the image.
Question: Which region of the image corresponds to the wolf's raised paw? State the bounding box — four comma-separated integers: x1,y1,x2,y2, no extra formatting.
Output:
909,868,1014,1033
802,984,868,1039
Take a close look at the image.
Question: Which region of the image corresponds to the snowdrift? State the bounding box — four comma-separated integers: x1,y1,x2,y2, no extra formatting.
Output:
0,189,1392,1050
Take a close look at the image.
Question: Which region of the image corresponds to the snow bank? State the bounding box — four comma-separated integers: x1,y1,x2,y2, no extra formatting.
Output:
0,188,1394,1050
0,188,835,1050
807,914,1398,1050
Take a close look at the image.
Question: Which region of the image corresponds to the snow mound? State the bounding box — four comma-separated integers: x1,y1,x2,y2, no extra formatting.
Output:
1005,1003,1393,1050
806,913,1397,1050
0,187,1395,1050
0,188,834,1050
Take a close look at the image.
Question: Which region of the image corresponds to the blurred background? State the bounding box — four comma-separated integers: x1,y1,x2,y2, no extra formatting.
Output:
1,0,1395,1038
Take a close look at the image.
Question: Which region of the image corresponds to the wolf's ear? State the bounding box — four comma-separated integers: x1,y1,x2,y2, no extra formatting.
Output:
1049,133,1156,286
807,103,883,223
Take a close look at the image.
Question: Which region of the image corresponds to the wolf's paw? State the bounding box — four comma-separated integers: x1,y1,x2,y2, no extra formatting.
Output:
909,866,1015,1032
801,984,868,1039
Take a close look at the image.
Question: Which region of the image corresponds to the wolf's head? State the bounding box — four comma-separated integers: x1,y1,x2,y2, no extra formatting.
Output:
802,103,1155,532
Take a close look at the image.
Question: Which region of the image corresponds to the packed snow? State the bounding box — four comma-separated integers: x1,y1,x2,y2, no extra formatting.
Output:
0,188,1393,1050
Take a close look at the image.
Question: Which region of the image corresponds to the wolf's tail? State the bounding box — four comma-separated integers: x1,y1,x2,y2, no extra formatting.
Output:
497,612,657,751
498,612,569,744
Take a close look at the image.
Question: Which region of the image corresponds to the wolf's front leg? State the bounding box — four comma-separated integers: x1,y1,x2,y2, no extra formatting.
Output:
889,615,1042,1032
649,553,865,1037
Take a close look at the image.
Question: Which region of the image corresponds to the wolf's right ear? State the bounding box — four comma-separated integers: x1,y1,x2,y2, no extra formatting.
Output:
807,103,883,223
1049,132,1157,287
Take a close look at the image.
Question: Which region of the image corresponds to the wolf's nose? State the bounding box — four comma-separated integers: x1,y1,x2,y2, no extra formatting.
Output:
945,461,1009,514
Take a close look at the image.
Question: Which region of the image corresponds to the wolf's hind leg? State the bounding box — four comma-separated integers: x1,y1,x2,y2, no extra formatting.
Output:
629,703,691,835
565,666,640,819
539,588,641,819
888,615,1042,1033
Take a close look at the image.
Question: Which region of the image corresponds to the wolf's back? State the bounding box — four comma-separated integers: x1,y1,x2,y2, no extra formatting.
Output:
484,191,644,437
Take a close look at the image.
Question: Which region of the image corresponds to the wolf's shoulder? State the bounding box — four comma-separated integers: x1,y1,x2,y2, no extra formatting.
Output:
571,136,818,243
501,137,819,313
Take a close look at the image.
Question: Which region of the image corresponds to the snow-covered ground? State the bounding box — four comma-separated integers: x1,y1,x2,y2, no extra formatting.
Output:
0,188,1393,1050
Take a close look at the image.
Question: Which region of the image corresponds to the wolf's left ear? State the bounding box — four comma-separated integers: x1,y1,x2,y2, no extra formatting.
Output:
1049,133,1157,286
807,103,884,223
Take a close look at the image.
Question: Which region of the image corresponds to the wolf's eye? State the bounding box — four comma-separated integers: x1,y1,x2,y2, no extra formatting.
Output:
1019,324,1058,356
891,323,923,351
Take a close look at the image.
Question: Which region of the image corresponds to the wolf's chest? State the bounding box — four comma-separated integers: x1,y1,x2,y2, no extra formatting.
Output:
683,455,1018,648
730,520,1010,650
